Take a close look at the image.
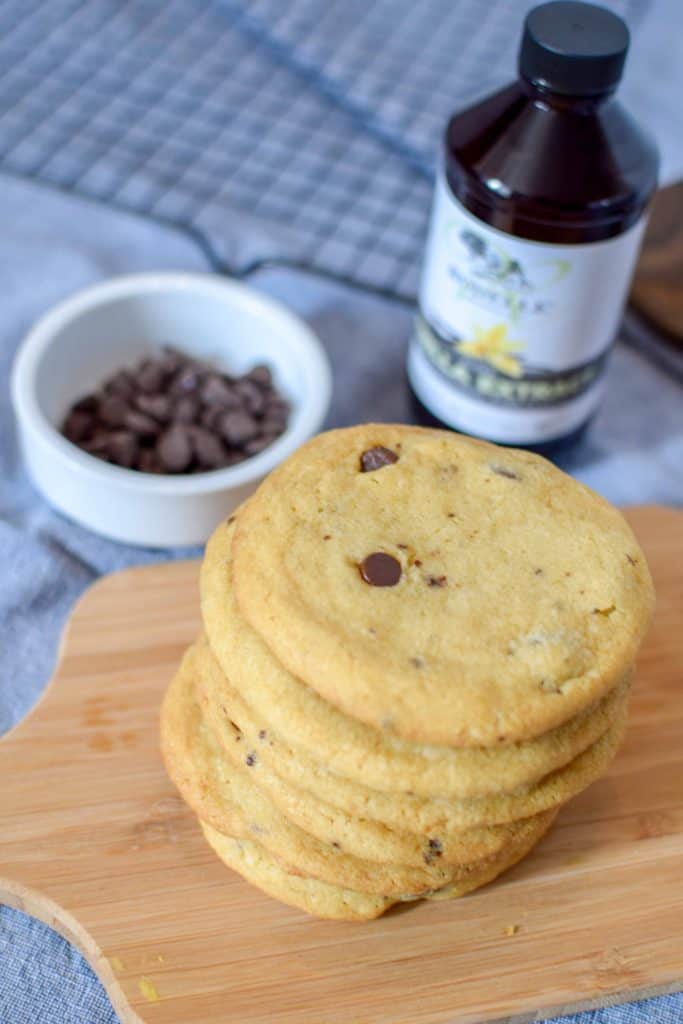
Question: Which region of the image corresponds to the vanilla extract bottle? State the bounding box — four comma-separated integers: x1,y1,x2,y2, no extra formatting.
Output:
408,1,658,454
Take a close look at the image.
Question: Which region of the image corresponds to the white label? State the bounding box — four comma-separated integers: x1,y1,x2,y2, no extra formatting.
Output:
409,173,646,444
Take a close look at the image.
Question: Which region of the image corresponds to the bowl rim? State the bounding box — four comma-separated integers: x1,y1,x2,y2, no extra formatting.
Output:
10,271,332,495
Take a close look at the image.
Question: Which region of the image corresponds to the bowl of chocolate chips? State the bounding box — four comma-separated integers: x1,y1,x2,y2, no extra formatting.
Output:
11,273,331,546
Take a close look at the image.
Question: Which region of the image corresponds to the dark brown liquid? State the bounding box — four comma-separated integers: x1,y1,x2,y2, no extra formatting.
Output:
410,77,659,454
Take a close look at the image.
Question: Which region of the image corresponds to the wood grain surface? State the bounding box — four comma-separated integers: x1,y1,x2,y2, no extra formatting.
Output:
631,181,683,343
0,505,681,1024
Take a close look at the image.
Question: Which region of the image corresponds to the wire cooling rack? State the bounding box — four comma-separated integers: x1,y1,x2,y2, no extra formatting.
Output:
0,0,648,302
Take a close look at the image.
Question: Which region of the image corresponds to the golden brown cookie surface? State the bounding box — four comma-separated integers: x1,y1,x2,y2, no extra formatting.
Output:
229,424,652,745
202,521,632,800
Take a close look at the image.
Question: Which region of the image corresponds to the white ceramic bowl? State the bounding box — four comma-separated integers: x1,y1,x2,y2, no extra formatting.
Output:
11,272,332,547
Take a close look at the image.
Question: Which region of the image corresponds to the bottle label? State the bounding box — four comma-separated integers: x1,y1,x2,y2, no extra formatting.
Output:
409,172,646,443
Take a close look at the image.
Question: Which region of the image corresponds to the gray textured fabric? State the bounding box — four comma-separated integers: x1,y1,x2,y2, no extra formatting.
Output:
0,907,118,1024
225,0,683,185
547,1000,683,1024
2,0,680,304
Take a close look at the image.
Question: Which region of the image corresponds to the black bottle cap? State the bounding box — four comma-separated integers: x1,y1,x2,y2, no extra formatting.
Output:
519,1,629,96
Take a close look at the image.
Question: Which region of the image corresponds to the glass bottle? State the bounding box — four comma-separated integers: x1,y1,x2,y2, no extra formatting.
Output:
408,0,659,454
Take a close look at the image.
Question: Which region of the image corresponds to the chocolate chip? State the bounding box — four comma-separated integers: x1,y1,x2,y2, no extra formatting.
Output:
427,575,447,588
244,388,266,417
247,364,272,388
262,398,290,430
173,395,199,423
104,371,135,400
261,414,288,436
490,464,520,480
135,393,172,422
201,375,238,407
359,553,402,587
72,394,99,414
360,446,399,472
242,436,273,456
60,348,288,474
267,397,290,415
245,752,257,767
219,410,258,446
123,409,160,439
82,432,110,456
138,448,164,474
170,367,200,395
158,347,183,375
138,361,165,393
428,838,443,856
223,450,247,466
258,729,267,741
99,396,128,427
106,431,138,468
200,405,223,431
157,424,192,472
63,410,94,443
189,426,228,469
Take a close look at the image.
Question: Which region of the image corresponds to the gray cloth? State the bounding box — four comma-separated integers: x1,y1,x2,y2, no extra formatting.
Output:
0,171,682,1023
2,0,681,305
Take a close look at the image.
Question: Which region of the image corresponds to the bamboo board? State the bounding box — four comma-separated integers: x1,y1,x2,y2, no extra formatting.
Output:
0,506,682,1024
631,181,683,342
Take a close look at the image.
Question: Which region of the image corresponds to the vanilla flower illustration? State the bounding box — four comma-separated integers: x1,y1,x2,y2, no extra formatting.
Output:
457,323,524,378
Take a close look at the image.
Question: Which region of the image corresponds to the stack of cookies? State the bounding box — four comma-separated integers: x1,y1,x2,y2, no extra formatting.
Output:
161,424,654,920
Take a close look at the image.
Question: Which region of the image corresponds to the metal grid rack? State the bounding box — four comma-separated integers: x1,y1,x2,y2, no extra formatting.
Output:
0,0,647,302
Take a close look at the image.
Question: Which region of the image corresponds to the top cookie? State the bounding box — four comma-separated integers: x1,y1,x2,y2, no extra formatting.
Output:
231,424,653,746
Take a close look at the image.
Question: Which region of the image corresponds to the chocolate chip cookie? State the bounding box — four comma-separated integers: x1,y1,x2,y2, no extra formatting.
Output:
202,516,632,803
231,425,653,746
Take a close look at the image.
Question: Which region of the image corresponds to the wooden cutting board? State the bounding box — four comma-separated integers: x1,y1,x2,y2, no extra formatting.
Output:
1,505,682,1024
631,181,683,343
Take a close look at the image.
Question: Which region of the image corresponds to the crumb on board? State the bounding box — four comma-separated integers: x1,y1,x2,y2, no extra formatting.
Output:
109,956,125,972
504,924,519,937
139,977,160,1003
